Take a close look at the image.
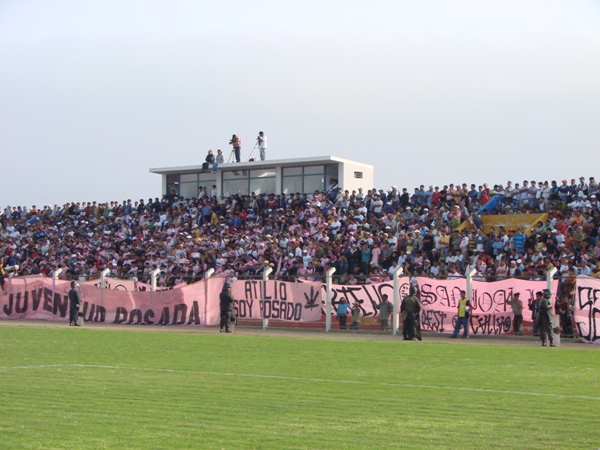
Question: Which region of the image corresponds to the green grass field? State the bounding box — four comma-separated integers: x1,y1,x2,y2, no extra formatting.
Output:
1,325,599,449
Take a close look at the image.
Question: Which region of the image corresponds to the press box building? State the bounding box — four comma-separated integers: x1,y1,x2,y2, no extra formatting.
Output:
150,156,374,199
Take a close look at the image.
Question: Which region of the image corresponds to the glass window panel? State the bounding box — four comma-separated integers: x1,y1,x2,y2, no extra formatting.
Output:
303,165,324,175
283,167,302,176
282,176,303,195
166,174,179,184
179,182,198,199
250,168,276,178
166,182,179,197
198,172,216,182
223,179,249,197
303,175,325,194
250,178,276,196
223,170,250,180
325,164,338,177
180,173,198,183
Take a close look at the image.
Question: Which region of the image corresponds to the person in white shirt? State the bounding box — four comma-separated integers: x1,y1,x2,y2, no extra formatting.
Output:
329,218,341,235
529,181,539,205
388,260,402,276
302,250,312,266
257,131,267,161
540,181,552,201
505,181,515,204
355,188,365,202
371,195,384,217
447,265,462,278
572,197,591,210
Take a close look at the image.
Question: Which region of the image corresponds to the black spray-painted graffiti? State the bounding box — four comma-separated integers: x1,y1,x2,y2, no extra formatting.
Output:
328,282,411,317
469,314,512,335
575,285,600,343
420,310,448,333
416,282,532,334
2,288,68,317
420,282,534,313
106,301,201,325
0,286,201,325
233,280,316,321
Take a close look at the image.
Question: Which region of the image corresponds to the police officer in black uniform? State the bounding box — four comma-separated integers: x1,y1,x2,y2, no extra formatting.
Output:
528,291,543,336
219,282,235,333
401,286,421,340
69,281,81,326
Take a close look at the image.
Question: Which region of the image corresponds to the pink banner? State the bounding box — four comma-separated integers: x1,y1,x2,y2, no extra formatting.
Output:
230,280,323,322
1,276,558,333
329,278,557,335
574,277,600,344
417,277,557,335
1,277,222,326
0,277,322,325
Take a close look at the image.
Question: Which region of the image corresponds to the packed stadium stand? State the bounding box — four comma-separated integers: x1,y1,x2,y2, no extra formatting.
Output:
1,176,598,336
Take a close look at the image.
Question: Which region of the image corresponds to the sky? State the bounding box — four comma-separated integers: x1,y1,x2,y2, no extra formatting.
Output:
1,0,599,207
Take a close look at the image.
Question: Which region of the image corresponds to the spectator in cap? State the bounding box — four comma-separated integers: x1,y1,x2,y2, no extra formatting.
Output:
506,292,524,335
374,294,393,331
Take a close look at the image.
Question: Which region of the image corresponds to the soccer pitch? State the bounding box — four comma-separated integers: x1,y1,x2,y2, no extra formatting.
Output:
1,324,599,449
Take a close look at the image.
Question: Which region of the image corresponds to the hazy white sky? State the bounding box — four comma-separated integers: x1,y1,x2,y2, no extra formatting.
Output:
1,0,599,207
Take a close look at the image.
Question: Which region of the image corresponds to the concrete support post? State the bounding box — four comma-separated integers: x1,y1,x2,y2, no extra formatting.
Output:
392,269,402,336
262,268,273,330
546,267,560,347
325,267,337,332
100,268,110,289
150,268,161,292
52,268,62,291
203,269,215,323
466,269,477,302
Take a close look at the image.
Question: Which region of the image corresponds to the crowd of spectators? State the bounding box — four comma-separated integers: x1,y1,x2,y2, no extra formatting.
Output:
1,178,599,307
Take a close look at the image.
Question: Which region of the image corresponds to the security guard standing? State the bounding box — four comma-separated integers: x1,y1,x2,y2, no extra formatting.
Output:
450,290,472,338
219,282,235,333
68,281,81,326
401,286,421,340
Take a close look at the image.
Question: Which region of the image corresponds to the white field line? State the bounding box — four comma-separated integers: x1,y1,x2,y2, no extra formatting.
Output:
0,364,70,370
2,363,599,401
